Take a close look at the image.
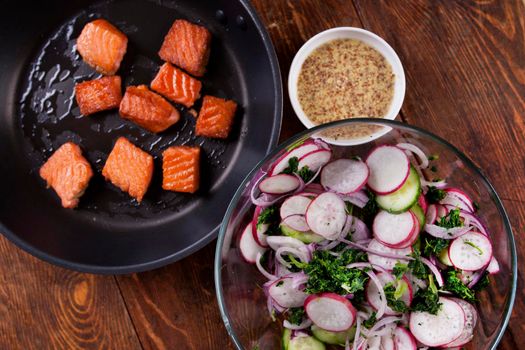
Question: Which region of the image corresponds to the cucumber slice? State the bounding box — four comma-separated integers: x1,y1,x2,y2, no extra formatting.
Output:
410,203,426,231
282,328,292,350
311,325,356,345
438,247,453,266
281,224,325,243
288,335,326,350
376,167,421,214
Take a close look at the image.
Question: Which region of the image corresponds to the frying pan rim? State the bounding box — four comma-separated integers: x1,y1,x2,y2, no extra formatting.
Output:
0,0,283,274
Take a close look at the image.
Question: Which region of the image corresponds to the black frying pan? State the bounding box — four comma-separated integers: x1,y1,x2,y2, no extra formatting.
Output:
0,0,282,273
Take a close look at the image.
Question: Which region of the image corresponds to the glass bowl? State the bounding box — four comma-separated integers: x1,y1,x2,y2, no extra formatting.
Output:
214,118,517,350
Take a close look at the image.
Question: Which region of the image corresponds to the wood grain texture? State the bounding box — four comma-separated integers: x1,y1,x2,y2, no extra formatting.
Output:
352,1,525,348
115,243,230,350
0,1,523,349
0,235,142,350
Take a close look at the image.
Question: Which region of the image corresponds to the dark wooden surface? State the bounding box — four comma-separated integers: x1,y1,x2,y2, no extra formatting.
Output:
1,0,524,348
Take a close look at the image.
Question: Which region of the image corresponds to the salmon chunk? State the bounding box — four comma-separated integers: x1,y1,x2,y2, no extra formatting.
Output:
75,76,122,116
39,142,93,209
150,62,202,107
76,19,128,75
158,19,211,77
162,146,200,193
195,96,237,139
102,137,153,202
119,85,180,133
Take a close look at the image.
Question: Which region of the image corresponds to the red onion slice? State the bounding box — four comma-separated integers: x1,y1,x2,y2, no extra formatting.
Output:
420,256,444,287
283,318,312,330
397,142,429,169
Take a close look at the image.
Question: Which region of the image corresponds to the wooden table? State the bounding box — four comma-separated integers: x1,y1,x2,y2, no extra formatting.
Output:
1,0,523,348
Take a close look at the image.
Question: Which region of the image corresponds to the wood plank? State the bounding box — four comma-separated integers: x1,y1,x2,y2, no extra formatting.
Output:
0,235,142,350
115,2,363,349
116,244,231,350
352,1,525,348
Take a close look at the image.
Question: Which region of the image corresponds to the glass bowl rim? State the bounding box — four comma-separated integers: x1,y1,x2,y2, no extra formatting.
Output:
214,117,517,350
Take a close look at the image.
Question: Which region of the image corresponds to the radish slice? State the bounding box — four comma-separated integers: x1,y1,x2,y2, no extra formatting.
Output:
445,298,478,347
366,273,412,316
252,206,269,247
239,223,267,263
441,188,474,212
373,211,416,248
393,327,417,350
282,214,310,232
269,277,308,308
306,192,347,240
280,195,312,219
409,297,465,347
270,143,320,175
448,232,492,271
418,194,428,214
298,149,332,172
366,145,410,195
266,236,306,250
367,239,413,270
320,159,369,194
487,256,500,274
259,174,300,194
304,293,356,331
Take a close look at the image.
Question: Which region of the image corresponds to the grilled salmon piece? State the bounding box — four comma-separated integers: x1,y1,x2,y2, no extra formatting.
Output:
158,19,211,77
150,62,201,108
162,146,200,193
102,137,153,202
76,19,128,75
75,76,122,116
195,96,237,139
119,85,180,133
39,142,93,209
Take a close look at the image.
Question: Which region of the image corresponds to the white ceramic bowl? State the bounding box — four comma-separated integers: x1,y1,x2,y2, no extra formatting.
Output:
288,27,406,145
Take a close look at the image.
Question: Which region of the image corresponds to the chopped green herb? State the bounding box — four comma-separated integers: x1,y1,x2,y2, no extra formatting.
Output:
473,201,480,211
288,254,308,270
282,156,314,182
286,307,306,325
464,240,483,255
276,280,284,287
362,312,377,328
303,250,368,295
297,165,314,182
282,255,303,273
423,236,450,257
257,205,281,235
430,165,438,172
356,190,379,225
408,246,428,279
443,270,476,302
428,154,439,161
425,186,446,204
393,262,409,280
411,275,442,315
437,208,463,229
282,156,299,174
384,282,409,313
